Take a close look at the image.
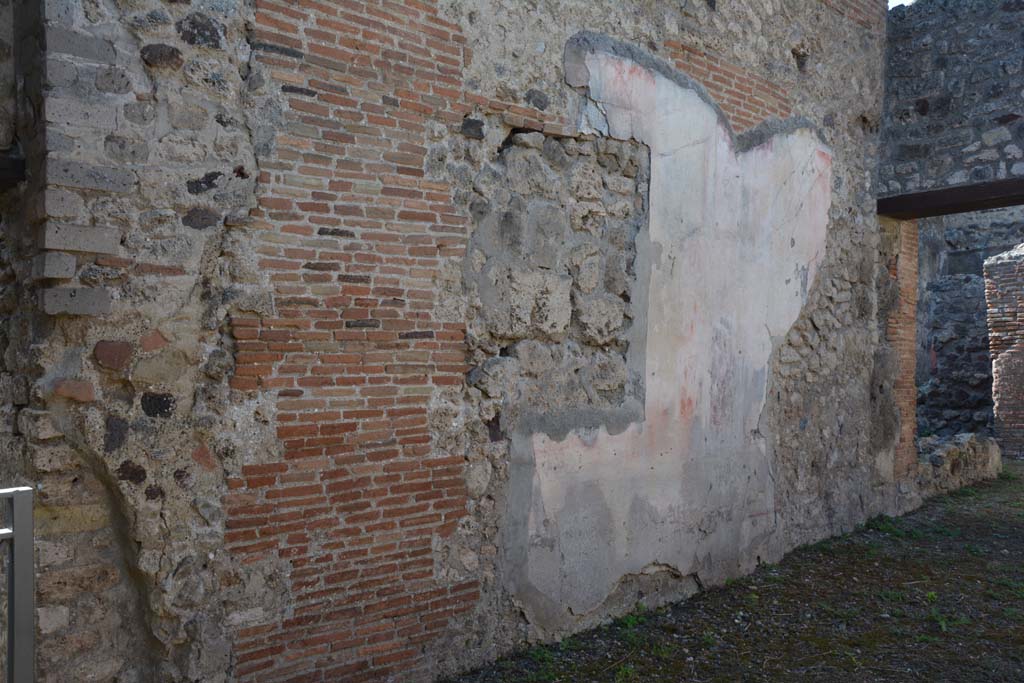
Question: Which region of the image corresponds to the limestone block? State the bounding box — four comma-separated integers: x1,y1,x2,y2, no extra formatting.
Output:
95,66,132,94
104,134,149,163
570,242,602,293
46,97,117,129
981,127,1012,146
32,252,76,280
46,26,116,64
48,158,135,193
31,442,79,473
45,58,78,88
575,294,625,345
39,188,86,219
41,222,120,254
41,287,112,316
0,374,29,405
465,459,492,498
36,540,72,567
132,348,191,387
499,269,572,340
37,563,119,602
35,504,110,537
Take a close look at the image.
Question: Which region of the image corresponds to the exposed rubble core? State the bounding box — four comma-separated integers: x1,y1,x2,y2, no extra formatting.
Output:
462,131,648,442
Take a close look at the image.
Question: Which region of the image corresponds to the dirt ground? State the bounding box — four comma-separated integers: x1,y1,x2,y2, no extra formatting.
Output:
448,462,1024,683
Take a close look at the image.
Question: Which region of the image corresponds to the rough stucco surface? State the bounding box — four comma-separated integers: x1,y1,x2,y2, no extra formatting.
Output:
424,7,902,674
501,42,833,634
0,0,1007,681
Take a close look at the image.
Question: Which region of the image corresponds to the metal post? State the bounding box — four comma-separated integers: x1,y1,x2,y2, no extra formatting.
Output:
0,487,33,683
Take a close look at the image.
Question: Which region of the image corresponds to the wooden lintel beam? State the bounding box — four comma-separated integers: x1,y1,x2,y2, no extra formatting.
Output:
0,151,26,191
877,178,1024,220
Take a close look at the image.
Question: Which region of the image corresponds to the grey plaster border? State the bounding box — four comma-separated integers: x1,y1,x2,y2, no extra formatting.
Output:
563,30,828,153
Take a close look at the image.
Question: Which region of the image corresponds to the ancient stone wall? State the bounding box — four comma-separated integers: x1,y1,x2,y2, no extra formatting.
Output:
4,0,264,680
985,245,1024,459
881,0,1024,195
0,1,1004,682
880,0,1024,453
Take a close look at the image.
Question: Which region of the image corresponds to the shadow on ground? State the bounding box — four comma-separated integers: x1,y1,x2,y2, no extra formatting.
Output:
448,462,1024,682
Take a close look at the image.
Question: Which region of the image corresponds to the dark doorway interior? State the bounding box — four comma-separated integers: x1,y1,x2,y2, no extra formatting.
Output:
916,206,1024,438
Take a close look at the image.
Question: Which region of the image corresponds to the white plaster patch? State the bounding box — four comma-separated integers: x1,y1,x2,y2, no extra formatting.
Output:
505,47,832,632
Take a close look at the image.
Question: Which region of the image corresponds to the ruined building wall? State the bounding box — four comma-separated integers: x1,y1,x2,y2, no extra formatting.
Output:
6,1,265,680
880,0,1024,446
0,1,1002,682
881,0,1024,194
985,244,1024,459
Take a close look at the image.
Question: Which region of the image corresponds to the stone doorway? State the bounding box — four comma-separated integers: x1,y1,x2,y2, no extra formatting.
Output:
915,207,1024,441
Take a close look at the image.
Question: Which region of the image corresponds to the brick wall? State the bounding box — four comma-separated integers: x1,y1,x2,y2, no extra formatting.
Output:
884,218,919,475
223,3,801,680
663,43,791,132
229,3,478,680
984,245,1024,459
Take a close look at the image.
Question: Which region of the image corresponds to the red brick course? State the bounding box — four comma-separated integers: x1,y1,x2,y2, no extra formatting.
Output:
663,42,792,132
230,2,500,679
226,3,798,679
984,249,1024,459
885,219,919,476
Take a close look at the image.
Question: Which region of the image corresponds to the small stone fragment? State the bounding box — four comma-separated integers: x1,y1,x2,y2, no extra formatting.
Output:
104,416,129,453
53,379,96,402
140,43,184,69
141,392,175,418
94,340,133,370
139,330,169,353
191,444,218,471
182,207,220,229
116,460,147,485
460,118,485,139
524,88,550,111
176,13,224,49
186,171,223,194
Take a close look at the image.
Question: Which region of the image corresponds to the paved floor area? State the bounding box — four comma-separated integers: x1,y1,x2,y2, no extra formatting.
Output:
449,462,1024,682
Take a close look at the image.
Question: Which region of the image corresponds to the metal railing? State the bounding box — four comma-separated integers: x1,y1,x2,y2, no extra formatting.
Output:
0,488,32,683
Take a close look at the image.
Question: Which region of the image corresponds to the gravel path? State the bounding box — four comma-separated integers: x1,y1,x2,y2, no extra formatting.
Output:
448,462,1024,683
